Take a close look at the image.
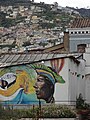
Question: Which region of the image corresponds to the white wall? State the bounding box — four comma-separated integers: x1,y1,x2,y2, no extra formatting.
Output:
44,59,69,104
54,58,69,104
68,27,90,52
41,56,85,105
83,49,90,103
85,74,90,103
77,60,86,99
68,58,85,105
68,58,78,105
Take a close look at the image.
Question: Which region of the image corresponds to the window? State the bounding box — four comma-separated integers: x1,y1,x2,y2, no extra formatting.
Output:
75,31,77,34
78,31,81,34
77,44,86,53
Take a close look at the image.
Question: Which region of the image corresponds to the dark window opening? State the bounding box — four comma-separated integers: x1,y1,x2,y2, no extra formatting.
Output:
78,31,81,34
77,44,86,53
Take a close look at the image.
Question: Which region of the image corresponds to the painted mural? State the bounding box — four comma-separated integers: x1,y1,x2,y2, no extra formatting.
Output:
0,59,65,105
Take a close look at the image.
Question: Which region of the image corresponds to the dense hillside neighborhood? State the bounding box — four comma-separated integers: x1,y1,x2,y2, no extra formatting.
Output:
0,0,90,53
0,1,90,119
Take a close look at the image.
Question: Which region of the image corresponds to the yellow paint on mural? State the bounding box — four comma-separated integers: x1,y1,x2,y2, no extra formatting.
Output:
0,70,36,97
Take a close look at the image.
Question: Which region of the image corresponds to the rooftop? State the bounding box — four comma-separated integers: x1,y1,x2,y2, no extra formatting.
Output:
70,18,90,28
0,53,81,68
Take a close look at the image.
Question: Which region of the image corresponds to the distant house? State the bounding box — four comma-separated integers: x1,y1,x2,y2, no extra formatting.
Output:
68,18,90,53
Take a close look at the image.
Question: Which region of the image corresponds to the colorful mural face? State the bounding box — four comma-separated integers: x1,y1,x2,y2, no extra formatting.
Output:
34,74,55,103
0,60,65,105
32,63,65,103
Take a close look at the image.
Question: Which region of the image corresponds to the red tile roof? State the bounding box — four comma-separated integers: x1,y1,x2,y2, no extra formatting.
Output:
70,18,90,28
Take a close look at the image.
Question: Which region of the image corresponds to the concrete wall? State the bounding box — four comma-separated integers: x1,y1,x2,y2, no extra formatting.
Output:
0,57,85,105
83,47,90,103
68,58,85,105
44,57,85,105
68,27,90,52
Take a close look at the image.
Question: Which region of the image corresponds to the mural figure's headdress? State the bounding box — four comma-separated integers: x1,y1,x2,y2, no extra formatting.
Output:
30,64,65,85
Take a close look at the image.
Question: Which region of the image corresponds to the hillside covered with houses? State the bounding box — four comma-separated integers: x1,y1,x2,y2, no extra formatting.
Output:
0,1,90,119
0,0,89,53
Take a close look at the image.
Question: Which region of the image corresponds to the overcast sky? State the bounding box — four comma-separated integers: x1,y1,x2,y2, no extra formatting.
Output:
34,0,90,8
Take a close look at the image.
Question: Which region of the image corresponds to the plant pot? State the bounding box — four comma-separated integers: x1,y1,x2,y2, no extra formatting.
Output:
77,109,90,115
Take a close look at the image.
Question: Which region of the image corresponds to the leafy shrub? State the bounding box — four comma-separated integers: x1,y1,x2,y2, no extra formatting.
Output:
0,104,76,119
40,105,76,118
76,93,90,110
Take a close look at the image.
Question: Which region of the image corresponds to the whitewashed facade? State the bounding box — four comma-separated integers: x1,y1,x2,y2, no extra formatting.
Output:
44,56,85,105
68,27,90,52
83,44,90,103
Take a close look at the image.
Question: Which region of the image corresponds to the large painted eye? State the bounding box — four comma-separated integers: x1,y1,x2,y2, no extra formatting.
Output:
0,79,8,89
0,73,16,90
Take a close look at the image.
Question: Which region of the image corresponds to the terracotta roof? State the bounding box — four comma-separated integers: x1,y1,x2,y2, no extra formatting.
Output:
43,43,64,53
70,18,90,28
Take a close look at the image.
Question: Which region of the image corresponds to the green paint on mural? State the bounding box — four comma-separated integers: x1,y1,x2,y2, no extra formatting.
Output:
0,62,65,104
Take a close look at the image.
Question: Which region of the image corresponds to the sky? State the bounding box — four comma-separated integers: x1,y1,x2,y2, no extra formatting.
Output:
34,0,90,8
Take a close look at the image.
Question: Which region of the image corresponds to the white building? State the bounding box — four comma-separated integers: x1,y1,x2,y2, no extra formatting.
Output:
68,18,90,52
0,53,86,105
